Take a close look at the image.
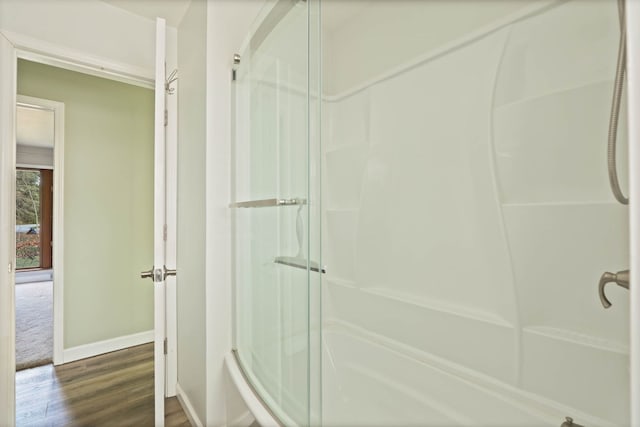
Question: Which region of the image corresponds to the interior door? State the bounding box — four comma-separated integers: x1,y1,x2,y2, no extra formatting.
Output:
0,31,16,426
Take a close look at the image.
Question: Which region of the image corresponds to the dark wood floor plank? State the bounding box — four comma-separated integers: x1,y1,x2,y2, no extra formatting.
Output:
16,343,191,427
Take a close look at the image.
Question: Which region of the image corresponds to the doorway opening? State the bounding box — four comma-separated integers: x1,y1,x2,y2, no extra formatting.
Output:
15,100,57,371
13,56,162,424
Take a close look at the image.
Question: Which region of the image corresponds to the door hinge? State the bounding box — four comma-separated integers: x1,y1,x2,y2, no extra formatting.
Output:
164,109,168,127
7,262,12,273
163,338,168,355
163,224,167,242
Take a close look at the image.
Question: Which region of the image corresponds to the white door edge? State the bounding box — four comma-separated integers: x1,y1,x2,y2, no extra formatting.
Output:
154,17,168,427
165,60,178,398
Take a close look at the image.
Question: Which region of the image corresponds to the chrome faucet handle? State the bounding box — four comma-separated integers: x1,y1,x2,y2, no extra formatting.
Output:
561,417,584,427
598,269,629,308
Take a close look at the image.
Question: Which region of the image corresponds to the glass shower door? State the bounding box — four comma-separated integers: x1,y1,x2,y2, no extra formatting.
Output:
231,1,319,425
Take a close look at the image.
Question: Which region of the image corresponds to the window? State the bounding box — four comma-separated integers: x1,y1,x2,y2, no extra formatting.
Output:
16,168,52,270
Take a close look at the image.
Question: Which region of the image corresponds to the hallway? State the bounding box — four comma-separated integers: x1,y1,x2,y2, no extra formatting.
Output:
15,281,52,371
16,343,190,426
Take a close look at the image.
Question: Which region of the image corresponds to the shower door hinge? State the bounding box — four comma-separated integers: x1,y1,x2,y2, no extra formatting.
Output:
163,338,168,355
232,53,240,82
164,109,168,127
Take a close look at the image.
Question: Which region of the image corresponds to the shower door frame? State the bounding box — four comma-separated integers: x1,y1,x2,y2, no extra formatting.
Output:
229,0,322,425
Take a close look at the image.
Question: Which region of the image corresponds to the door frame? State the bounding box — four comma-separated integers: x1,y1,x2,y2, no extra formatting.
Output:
16,94,64,365
0,30,17,427
0,28,178,421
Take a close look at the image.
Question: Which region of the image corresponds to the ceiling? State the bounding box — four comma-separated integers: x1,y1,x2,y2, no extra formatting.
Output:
17,106,54,148
100,0,192,28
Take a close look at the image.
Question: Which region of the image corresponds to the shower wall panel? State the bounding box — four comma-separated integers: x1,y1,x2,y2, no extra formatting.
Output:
321,0,629,425
492,1,629,422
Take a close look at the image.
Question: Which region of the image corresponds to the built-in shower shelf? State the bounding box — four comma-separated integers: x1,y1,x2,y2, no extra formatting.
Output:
229,198,306,208
326,279,512,327
524,326,628,354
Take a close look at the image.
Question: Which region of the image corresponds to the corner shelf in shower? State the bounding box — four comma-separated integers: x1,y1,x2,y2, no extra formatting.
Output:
228,198,307,208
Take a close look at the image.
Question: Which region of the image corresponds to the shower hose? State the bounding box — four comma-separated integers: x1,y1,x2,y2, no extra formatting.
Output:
608,0,628,205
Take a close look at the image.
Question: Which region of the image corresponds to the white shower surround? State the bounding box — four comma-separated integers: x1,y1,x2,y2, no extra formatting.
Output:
229,0,631,425
321,1,629,425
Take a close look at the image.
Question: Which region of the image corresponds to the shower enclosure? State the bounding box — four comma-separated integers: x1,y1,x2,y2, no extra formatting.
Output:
230,0,632,425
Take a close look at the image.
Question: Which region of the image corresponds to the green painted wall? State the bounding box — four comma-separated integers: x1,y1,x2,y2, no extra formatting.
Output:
18,59,154,348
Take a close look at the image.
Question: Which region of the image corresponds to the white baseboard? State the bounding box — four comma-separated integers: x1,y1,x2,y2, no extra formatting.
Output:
177,383,204,427
62,330,154,364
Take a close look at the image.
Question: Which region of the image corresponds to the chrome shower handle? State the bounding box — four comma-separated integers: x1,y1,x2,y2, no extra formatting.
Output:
561,417,584,427
598,269,629,308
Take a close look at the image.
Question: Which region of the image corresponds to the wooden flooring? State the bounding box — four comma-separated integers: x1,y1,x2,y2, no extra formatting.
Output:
16,343,191,427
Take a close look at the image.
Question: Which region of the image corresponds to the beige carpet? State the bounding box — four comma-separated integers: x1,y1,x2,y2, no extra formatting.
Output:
15,281,53,370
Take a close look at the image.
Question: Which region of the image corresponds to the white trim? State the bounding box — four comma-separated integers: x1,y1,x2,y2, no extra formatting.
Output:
4,30,153,89
224,354,279,427
16,94,65,366
176,383,204,427
62,330,154,364
0,30,17,427
625,0,640,424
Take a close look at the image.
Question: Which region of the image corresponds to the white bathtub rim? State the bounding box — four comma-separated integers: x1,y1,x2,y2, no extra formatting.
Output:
323,320,619,427
224,352,281,427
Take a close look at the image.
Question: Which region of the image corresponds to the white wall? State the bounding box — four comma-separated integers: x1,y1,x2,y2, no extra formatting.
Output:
205,1,266,425
322,0,537,96
176,0,207,423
